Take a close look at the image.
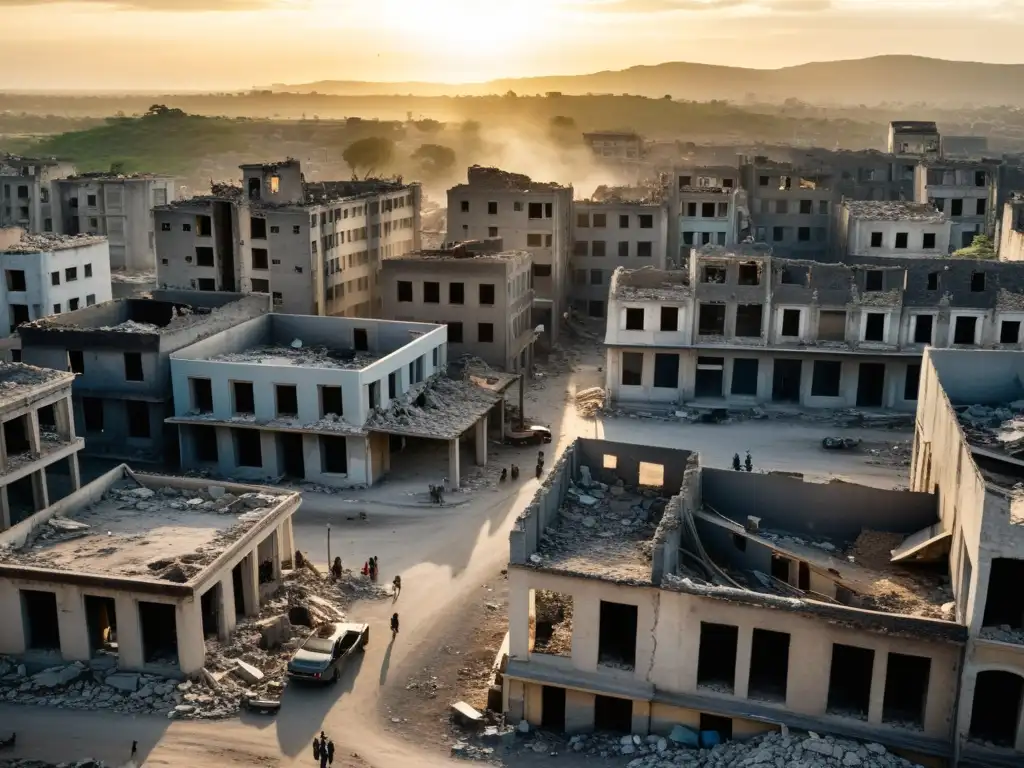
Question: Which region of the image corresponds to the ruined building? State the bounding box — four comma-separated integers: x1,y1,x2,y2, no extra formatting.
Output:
999,196,1024,263
604,247,1024,412
504,435,971,764
446,166,573,345
582,132,643,163
0,155,75,234
887,121,940,159
670,166,748,265
915,160,999,248
155,159,421,317
835,200,952,259
380,240,535,371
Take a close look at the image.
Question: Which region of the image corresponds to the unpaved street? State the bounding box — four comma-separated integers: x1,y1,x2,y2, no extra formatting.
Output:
0,347,913,768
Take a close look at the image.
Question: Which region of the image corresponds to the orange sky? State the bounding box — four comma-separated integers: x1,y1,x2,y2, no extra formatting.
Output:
1,0,1022,90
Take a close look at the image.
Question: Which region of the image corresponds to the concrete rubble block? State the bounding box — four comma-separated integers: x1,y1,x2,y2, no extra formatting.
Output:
578,465,593,487
257,614,292,650
231,660,265,685
668,724,699,747
104,672,140,692
127,487,156,499
47,517,91,532
32,663,85,688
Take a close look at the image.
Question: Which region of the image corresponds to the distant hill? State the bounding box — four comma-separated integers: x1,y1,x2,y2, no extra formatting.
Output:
267,56,1024,107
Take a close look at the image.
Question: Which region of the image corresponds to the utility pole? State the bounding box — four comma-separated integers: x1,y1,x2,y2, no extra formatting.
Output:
326,523,331,573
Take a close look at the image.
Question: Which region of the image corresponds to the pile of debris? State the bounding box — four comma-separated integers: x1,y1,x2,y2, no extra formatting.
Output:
955,401,1024,455
574,387,605,417
365,375,500,441
864,440,912,468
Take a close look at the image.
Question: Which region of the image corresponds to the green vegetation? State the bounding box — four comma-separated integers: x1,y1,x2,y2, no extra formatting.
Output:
342,136,396,178
953,235,997,259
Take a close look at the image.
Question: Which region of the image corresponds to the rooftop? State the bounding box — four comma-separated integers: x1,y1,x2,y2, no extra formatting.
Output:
456,165,567,193
204,344,383,371
693,243,773,259
844,200,947,223
62,172,173,182
579,182,666,205
0,471,296,585
0,362,74,408
890,121,939,132
0,233,107,254
365,375,502,440
387,242,529,264
611,266,691,302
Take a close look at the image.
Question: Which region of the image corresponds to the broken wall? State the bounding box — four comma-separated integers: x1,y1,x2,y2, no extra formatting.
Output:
701,469,936,540
651,454,701,585
510,440,579,564
576,439,691,492
929,349,1024,404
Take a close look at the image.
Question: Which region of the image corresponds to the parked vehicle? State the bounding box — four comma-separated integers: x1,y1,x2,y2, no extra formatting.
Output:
286,622,368,684
505,425,553,446
821,437,861,450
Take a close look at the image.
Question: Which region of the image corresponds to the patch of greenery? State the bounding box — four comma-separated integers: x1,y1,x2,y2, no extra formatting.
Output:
952,235,997,259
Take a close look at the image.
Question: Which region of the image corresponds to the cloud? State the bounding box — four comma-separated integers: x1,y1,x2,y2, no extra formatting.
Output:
0,0,282,9
577,0,830,12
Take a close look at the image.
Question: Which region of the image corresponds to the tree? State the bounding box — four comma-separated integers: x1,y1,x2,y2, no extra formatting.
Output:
413,119,443,134
953,234,996,259
144,104,186,119
411,144,456,179
548,115,580,148
342,136,395,179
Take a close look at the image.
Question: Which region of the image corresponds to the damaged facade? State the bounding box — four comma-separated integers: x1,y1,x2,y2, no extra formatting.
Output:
572,192,670,319
155,159,421,317
505,436,969,764
379,240,535,371
915,160,999,248
835,200,952,258
670,166,749,263
0,466,297,677
0,155,76,234
1,231,113,335
887,122,940,159
18,291,268,465
446,166,572,345
604,248,1024,411
998,196,1024,263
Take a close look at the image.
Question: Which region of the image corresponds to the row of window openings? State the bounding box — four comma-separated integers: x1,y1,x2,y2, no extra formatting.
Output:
757,175,822,190
743,266,982,293
682,202,731,218
869,232,938,249
577,213,654,229
679,175,734,189
754,226,828,244
68,351,144,381
444,321,494,344
52,296,97,313
684,232,729,247
932,198,987,216
192,425,350,476
755,199,830,216
397,281,496,305
574,241,655,257
81,398,151,438
5,265,92,293
459,201,553,219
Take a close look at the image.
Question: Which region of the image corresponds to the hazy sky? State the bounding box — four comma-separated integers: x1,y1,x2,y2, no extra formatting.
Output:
3,0,1023,90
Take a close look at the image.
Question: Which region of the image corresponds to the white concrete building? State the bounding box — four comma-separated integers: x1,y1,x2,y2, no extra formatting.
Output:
0,466,298,676
582,132,643,161
915,160,998,249
0,155,75,234
887,121,940,159
52,174,178,272
671,167,747,264
168,313,502,488
446,166,573,344
0,362,82,532
0,232,112,336
155,159,420,317
999,197,1024,262
835,200,952,258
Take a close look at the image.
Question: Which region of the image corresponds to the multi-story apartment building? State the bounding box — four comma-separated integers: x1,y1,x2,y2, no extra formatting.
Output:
740,158,833,259
51,173,178,272
915,159,999,248
999,196,1024,262
604,246,1024,412
582,132,643,162
380,240,535,371
155,159,420,317
887,120,940,159
446,166,572,344
834,200,952,258
572,194,670,318
0,155,75,233
671,166,748,263
0,231,112,335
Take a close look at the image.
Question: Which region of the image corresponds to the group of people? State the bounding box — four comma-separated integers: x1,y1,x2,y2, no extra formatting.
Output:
360,556,380,581
312,731,336,767
732,451,754,473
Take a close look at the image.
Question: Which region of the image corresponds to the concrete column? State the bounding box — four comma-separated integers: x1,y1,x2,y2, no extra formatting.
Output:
508,573,531,659
216,575,236,640
68,453,81,492
114,594,144,670
0,420,7,473
55,396,75,441
733,626,753,700
175,598,206,675
31,468,49,511
269,528,282,581
280,518,295,568
565,689,596,733
0,486,10,530
0,581,26,655
240,552,260,617
506,679,526,722
867,648,888,725
498,400,506,437
260,431,279,477
525,682,543,727
56,587,90,662
448,437,460,488
26,409,41,454
475,416,487,466
631,699,651,735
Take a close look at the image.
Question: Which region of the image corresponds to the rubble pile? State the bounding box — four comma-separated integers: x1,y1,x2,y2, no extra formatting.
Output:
955,401,1024,455
208,344,380,370
574,387,605,417
864,441,912,468
599,404,914,430
365,375,500,440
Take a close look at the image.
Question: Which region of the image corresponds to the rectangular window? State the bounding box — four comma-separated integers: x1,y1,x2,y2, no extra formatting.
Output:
798,227,810,242
123,352,144,382
589,270,603,286
593,213,607,228
251,217,267,239
800,200,813,215
951,199,963,216
618,241,629,257
865,270,884,291
126,401,151,439
625,307,644,331
954,316,978,344
971,271,986,292
637,241,652,258
621,352,643,386
198,278,216,291
478,323,494,343
528,202,542,219
65,267,78,282
488,201,498,215
276,385,298,417
922,232,936,249
1001,320,1021,344
653,353,679,388
639,214,653,229
914,315,934,344
864,313,886,342
251,248,269,269
191,378,213,413
447,321,463,343
781,309,800,337
68,298,79,311
660,306,678,332
904,364,921,401
86,294,96,306
592,240,606,257
977,199,987,216
50,271,59,286
68,350,85,374
870,232,883,248
82,396,103,432
424,282,440,303
701,202,716,218
250,279,269,293
449,282,464,305
619,214,629,228
895,232,908,249
526,233,543,247
811,361,842,397
397,281,413,302
731,358,758,396
195,247,214,267
574,240,588,257
479,284,495,305
233,381,255,414
577,212,589,228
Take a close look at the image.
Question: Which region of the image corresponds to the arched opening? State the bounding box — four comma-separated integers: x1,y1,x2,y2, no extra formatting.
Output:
970,670,1024,747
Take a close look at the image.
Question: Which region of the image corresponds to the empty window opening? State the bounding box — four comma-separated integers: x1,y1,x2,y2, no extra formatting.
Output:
982,558,1024,630
625,307,644,331
252,248,269,270
195,247,214,267
865,270,884,291
84,595,117,657
250,217,267,239
864,313,886,342
772,359,802,403
68,350,85,374
200,584,220,638
695,357,724,398
277,432,304,479
193,425,218,463
779,266,807,286
479,284,496,305
124,352,144,381
82,397,103,433
447,322,463,343
541,685,566,731
954,316,978,345
903,364,921,401
37,403,55,430
598,601,638,669
870,232,883,248
735,304,763,337
191,378,213,413
953,200,965,217
882,652,930,728
697,622,738,692
9,304,29,332
731,358,758,396
22,589,61,650
423,282,440,303
827,644,874,720
235,428,262,467
1001,321,1021,345
779,175,792,190
653,353,679,389
532,590,573,657
603,454,617,469
914,315,934,344
594,695,633,733
368,380,380,409
320,435,348,475
388,371,397,400
3,415,29,455
276,384,298,417
234,382,255,414
770,555,792,584
698,304,726,335
817,311,847,342
781,309,800,337
923,233,936,249
449,282,464,305
702,265,726,284
811,360,842,398
927,272,939,291
660,306,678,331
353,328,369,351
638,461,664,488
699,713,733,743
126,400,151,438
737,263,760,286
857,363,886,408
139,601,178,665
895,232,909,249
971,272,986,292
969,671,1023,747
748,629,790,702
5,270,26,292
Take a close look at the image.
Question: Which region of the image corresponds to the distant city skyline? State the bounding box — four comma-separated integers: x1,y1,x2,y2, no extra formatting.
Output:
1,0,1022,90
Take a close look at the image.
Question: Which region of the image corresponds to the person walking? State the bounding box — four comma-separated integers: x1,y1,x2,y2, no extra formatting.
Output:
327,738,335,766
369,556,378,581
392,574,402,599
391,612,400,638
319,732,328,768
131,741,138,761
312,737,321,764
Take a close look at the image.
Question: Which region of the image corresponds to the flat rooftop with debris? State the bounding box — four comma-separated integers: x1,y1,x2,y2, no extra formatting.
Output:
843,200,947,223
0,233,107,254
365,374,502,440
0,471,296,585
611,266,691,302
0,362,74,409
205,344,384,371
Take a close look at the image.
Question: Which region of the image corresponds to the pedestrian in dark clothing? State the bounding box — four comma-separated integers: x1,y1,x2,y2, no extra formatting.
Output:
369,556,378,581
319,732,328,768
391,612,400,638
327,739,335,765
312,738,321,762
131,741,138,760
